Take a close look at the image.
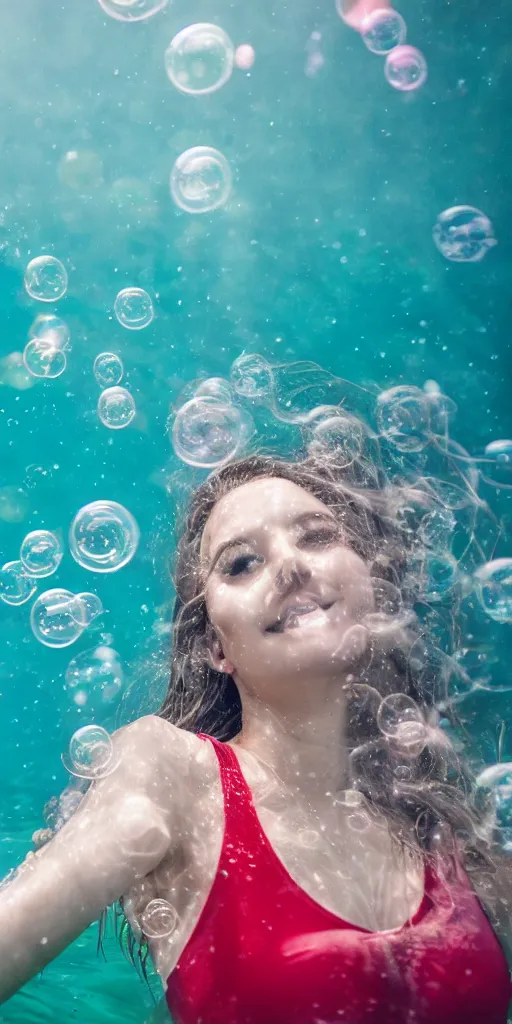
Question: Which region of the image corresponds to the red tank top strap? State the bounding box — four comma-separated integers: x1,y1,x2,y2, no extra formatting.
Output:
196,732,264,840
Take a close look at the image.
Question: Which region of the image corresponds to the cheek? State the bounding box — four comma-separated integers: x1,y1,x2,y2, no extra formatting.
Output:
320,550,375,618
206,581,261,644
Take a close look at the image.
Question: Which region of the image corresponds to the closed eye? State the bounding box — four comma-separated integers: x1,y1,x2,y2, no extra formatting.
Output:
299,525,340,546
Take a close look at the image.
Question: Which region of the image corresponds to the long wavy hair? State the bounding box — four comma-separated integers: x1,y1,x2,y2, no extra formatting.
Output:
157,447,498,872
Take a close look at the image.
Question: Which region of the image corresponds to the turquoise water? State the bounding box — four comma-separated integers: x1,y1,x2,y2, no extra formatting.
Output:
1,0,511,1020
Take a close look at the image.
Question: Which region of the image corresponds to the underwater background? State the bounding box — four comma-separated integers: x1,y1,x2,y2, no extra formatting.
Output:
0,0,511,1020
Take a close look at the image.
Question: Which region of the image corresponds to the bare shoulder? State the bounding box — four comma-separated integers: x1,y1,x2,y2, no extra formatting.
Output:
121,716,220,823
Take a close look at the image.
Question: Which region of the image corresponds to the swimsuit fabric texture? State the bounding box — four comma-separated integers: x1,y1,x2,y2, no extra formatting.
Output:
166,733,511,1024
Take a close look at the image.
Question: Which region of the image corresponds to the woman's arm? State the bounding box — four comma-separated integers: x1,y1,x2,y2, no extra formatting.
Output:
339,0,393,32
0,715,187,1004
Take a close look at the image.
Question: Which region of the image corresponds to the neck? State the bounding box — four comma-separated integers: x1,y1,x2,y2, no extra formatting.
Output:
230,685,351,809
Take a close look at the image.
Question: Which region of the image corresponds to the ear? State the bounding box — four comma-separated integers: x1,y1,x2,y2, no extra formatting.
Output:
207,636,234,676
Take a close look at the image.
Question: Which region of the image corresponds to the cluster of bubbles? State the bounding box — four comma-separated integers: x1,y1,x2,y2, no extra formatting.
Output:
65,644,124,709
1,530,63,607
93,350,135,431
97,7,255,215
2,502,138,649
22,312,71,381
170,354,276,467
335,6,427,92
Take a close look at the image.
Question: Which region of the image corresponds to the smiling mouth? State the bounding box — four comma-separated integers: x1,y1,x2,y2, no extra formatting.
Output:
266,602,334,634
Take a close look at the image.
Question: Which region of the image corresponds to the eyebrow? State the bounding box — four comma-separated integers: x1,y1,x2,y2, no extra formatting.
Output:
206,510,338,577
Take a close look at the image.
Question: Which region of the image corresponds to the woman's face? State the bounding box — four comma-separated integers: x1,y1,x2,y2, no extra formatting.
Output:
201,477,375,699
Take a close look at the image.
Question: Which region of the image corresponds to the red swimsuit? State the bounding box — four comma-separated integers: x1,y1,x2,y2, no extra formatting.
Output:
166,734,511,1024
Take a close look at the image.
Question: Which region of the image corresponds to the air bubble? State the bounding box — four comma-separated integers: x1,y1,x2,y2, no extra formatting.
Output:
384,45,427,91
97,386,136,429
94,353,124,388
69,500,140,573
114,288,154,330
433,206,496,263
165,24,234,95
172,397,253,468
30,589,85,648
0,561,37,606
170,147,232,214
24,256,68,302
361,9,406,54
19,530,63,578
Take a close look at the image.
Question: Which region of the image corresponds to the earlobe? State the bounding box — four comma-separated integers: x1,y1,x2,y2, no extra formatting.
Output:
207,638,234,676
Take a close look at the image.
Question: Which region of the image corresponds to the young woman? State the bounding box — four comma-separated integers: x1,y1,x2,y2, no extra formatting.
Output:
1,443,511,1024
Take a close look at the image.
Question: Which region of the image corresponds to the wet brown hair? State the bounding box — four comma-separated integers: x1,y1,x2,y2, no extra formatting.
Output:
158,448,498,871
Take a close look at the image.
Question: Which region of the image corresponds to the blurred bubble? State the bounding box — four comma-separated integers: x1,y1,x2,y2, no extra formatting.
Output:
114,287,154,330
0,352,34,391
97,0,168,22
24,256,68,302
172,396,253,468
483,440,512,488
97,386,136,429
29,314,70,351
165,24,234,96
474,559,512,624
65,645,123,707
371,578,402,616
30,589,85,648
414,552,458,602
377,693,426,751
384,45,427,91
377,386,430,451
361,9,406,54
230,353,273,399
19,530,63,578
109,178,158,225
451,645,496,694
43,786,84,832
432,206,496,263
23,339,67,379
69,592,104,628
418,508,456,550
170,147,232,214
484,439,512,463
141,899,179,938
0,486,30,523
69,500,140,573
195,377,233,402
24,465,53,490
0,561,37,606
58,150,103,192
309,410,364,467
94,352,124,388
475,763,512,846
235,44,255,70
64,725,116,780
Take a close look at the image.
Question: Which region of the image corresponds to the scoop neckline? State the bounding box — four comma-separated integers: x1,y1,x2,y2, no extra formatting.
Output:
213,734,431,936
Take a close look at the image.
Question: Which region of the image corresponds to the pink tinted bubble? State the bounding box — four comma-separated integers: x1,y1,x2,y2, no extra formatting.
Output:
385,45,427,91
235,44,255,70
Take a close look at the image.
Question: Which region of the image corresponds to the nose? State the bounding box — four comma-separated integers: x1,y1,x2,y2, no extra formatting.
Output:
274,539,311,596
